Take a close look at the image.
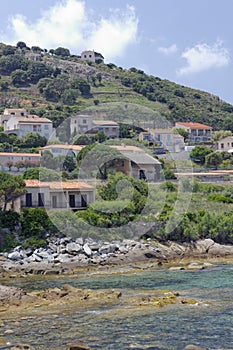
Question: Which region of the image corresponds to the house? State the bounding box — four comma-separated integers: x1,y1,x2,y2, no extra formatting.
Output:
39,144,84,157
139,129,185,152
0,152,41,172
216,136,233,153
110,145,161,181
21,180,95,210
70,114,119,139
81,50,104,63
90,120,119,139
0,108,27,127
4,115,54,139
175,122,212,143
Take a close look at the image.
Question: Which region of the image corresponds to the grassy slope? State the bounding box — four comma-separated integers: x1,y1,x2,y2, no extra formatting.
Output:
1,54,233,129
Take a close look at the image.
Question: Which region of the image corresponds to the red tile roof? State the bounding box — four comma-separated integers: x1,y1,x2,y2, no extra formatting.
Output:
176,122,212,130
0,152,41,157
24,180,94,190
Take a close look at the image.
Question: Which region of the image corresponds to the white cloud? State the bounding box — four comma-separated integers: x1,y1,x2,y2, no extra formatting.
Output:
3,0,138,61
177,40,230,76
158,44,177,55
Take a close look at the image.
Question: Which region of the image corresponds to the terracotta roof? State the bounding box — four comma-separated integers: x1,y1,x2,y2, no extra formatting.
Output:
40,145,84,151
10,115,52,123
92,120,119,126
0,152,40,157
110,145,144,152
24,180,94,190
176,122,212,130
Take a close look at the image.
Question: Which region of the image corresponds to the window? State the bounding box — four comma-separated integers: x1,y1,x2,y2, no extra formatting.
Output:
232,143,233,147
221,143,224,149
83,119,87,124
44,125,49,130
33,125,37,131
89,55,92,58
52,196,57,208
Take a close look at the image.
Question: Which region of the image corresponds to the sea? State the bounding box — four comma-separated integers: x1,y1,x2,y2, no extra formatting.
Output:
0,262,233,350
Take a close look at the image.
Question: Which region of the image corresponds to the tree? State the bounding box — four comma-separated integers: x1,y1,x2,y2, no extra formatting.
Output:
190,146,213,165
23,167,60,181
40,151,57,170
54,47,70,57
63,156,76,172
96,73,102,84
0,172,26,211
205,152,223,169
0,54,28,75
21,132,47,148
11,69,28,86
16,41,27,50
212,130,232,141
0,81,9,91
27,61,53,84
173,128,189,141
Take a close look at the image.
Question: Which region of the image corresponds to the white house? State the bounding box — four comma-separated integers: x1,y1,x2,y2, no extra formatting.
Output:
71,114,119,139
21,180,95,210
139,129,185,152
81,50,104,63
0,108,27,127
4,115,54,139
216,136,233,153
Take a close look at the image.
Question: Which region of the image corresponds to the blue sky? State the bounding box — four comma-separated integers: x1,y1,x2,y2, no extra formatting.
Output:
1,0,233,104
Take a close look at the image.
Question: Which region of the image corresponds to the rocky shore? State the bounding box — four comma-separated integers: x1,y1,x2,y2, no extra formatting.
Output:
1,237,233,276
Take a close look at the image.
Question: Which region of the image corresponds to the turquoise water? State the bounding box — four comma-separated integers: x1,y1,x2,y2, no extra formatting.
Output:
1,263,233,349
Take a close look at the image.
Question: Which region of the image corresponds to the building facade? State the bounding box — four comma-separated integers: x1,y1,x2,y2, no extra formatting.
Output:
81,50,104,63
21,180,95,210
4,115,54,139
216,136,233,152
0,152,41,171
175,122,212,143
139,129,185,152
70,115,119,139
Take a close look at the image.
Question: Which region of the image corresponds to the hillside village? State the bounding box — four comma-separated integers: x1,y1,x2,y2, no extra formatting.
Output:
0,42,233,253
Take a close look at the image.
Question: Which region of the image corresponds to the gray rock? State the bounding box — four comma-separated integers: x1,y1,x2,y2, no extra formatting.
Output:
8,251,21,261
66,242,83,254
99,244,117,255
75,237,84,245
83,243,92,257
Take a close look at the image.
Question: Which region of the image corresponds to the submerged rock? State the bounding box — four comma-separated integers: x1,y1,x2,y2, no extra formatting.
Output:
66,344,91,350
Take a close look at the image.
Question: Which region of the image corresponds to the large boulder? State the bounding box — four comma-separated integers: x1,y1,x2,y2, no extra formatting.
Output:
0,285,25,307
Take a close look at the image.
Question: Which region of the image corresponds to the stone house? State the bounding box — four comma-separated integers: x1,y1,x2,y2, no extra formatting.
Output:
110,145,161,181
81,50,104,63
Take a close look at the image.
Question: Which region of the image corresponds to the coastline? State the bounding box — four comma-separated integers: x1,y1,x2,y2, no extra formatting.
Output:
1,238,233,279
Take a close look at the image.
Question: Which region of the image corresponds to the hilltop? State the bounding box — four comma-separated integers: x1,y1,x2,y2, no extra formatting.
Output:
0,42,233,131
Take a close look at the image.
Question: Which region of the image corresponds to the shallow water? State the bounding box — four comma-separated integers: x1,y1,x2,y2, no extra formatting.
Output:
1,263,233,349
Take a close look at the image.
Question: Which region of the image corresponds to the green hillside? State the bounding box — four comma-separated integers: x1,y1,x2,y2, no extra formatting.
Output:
0,42,233,131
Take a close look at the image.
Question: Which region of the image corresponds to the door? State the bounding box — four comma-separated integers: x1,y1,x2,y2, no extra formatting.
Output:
69,194,76,208
139,169,146,180
25,193,32,207
38,193,44,207
81,194,87,207
52,196,57,208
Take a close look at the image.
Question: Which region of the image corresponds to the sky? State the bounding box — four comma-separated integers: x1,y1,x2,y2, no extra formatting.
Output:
1,0,233,104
